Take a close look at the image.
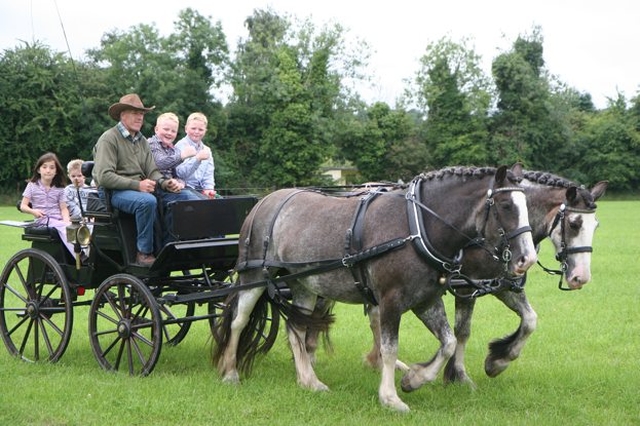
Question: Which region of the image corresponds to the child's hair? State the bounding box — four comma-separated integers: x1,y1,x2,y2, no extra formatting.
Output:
67,158,84,174
156,112,180,125
30,152,68,187
186,112,208,126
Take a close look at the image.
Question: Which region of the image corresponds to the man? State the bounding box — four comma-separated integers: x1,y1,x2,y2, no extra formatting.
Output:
92,93,183,267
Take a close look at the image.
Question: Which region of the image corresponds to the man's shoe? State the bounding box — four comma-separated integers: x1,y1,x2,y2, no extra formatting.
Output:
136,252,156,267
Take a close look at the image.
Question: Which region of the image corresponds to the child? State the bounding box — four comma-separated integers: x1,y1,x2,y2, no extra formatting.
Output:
20,152,77,257
175,112,216,198
64,158,89,218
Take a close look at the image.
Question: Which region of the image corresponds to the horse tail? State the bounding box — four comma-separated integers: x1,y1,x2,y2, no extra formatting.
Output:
305,297,336,355
267,291,335,348
211,290,280,377
210,286,336,377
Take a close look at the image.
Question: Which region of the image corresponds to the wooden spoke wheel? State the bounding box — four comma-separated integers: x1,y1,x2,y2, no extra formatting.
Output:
88,274,162,376
208,295,281,353
158,300,195,347
0,248,73,363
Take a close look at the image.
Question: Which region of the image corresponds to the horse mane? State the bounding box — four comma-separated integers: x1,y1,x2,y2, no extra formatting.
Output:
523,170,598,209
523,170,576,188
417,166,523,184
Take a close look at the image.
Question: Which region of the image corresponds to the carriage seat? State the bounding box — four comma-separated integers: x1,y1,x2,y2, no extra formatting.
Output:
13,200,61,241
79,161,111,218
23,225,61,242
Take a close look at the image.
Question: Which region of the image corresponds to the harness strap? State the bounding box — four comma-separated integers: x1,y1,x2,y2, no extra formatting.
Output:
342,237,410,267
406,178,463,272
259,189,318,268
235,237,411,300
344,190,386,306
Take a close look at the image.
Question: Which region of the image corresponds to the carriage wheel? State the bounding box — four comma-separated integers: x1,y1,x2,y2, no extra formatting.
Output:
0,248,73,363
88,274,162,376
207,295,281,352
158,301,195,346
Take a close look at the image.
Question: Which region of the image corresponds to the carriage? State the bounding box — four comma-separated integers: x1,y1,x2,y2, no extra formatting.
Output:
1,162,542,412
0,162,277,376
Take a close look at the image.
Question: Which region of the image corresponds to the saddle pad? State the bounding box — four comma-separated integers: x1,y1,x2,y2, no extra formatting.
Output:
169,196,257,240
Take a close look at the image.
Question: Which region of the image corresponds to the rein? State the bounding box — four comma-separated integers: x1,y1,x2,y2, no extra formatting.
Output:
446,273,527,299
536,203,596,291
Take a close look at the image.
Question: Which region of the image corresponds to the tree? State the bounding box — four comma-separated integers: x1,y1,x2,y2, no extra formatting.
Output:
0,42,93,189
488,27,572,171
225,9,365,188
408,37,492,168
86,8,229,138
337,102,422,182
577,94,640,191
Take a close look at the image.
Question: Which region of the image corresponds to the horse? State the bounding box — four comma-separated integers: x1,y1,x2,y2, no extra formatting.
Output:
212,164,538,412
441,172,608,384
316,171,607,386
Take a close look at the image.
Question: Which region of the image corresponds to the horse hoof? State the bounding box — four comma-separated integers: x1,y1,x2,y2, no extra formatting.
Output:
485,357,509,377
400,374,420,393
315,383,330,392
221,371,240,384
299,380,330,392
380,396,410,413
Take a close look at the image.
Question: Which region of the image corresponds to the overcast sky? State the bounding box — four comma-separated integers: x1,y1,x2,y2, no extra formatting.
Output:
1,0,638,109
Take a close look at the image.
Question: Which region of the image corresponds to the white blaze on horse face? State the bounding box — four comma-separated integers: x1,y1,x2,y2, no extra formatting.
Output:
510,190,537,274
552,212,598,289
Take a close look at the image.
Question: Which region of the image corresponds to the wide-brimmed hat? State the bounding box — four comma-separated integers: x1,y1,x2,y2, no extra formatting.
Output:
108,93,155,121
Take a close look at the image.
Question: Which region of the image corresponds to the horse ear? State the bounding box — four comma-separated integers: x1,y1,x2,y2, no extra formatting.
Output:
510,162,524,178
495,165,507,183
591,181,608,201
566,186,578,203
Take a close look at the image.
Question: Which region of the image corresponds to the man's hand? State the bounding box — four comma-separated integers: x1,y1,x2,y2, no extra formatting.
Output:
164,178,183,193
139,179,156,193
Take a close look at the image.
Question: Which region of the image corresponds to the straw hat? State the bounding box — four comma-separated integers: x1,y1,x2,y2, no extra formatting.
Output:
108,93,155,121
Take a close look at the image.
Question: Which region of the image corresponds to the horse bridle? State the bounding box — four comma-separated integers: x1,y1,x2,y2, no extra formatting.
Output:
406,178,531,276
439,186,533,299
476,187,533,272
537,203,597,291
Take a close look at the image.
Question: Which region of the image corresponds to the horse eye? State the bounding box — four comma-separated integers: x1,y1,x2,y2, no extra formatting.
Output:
499,200,512,210
569,217,583,230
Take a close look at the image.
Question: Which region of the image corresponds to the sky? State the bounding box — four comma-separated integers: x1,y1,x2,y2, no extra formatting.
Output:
1,0,638,109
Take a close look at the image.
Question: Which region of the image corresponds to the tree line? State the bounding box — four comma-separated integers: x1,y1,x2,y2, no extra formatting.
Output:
1,8,638,196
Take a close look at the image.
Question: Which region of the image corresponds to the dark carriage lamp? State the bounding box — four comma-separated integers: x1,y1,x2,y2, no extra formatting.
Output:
66,217,91,269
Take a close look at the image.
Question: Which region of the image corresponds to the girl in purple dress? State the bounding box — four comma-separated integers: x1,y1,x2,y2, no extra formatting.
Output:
20,152,76,256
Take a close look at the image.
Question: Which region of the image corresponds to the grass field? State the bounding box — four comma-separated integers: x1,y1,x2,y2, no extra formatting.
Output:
0,201,638,425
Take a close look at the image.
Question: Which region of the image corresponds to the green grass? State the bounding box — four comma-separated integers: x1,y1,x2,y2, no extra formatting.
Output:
0,201,639,425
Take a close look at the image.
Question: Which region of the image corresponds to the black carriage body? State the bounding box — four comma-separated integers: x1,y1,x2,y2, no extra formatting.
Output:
64,194,258,285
